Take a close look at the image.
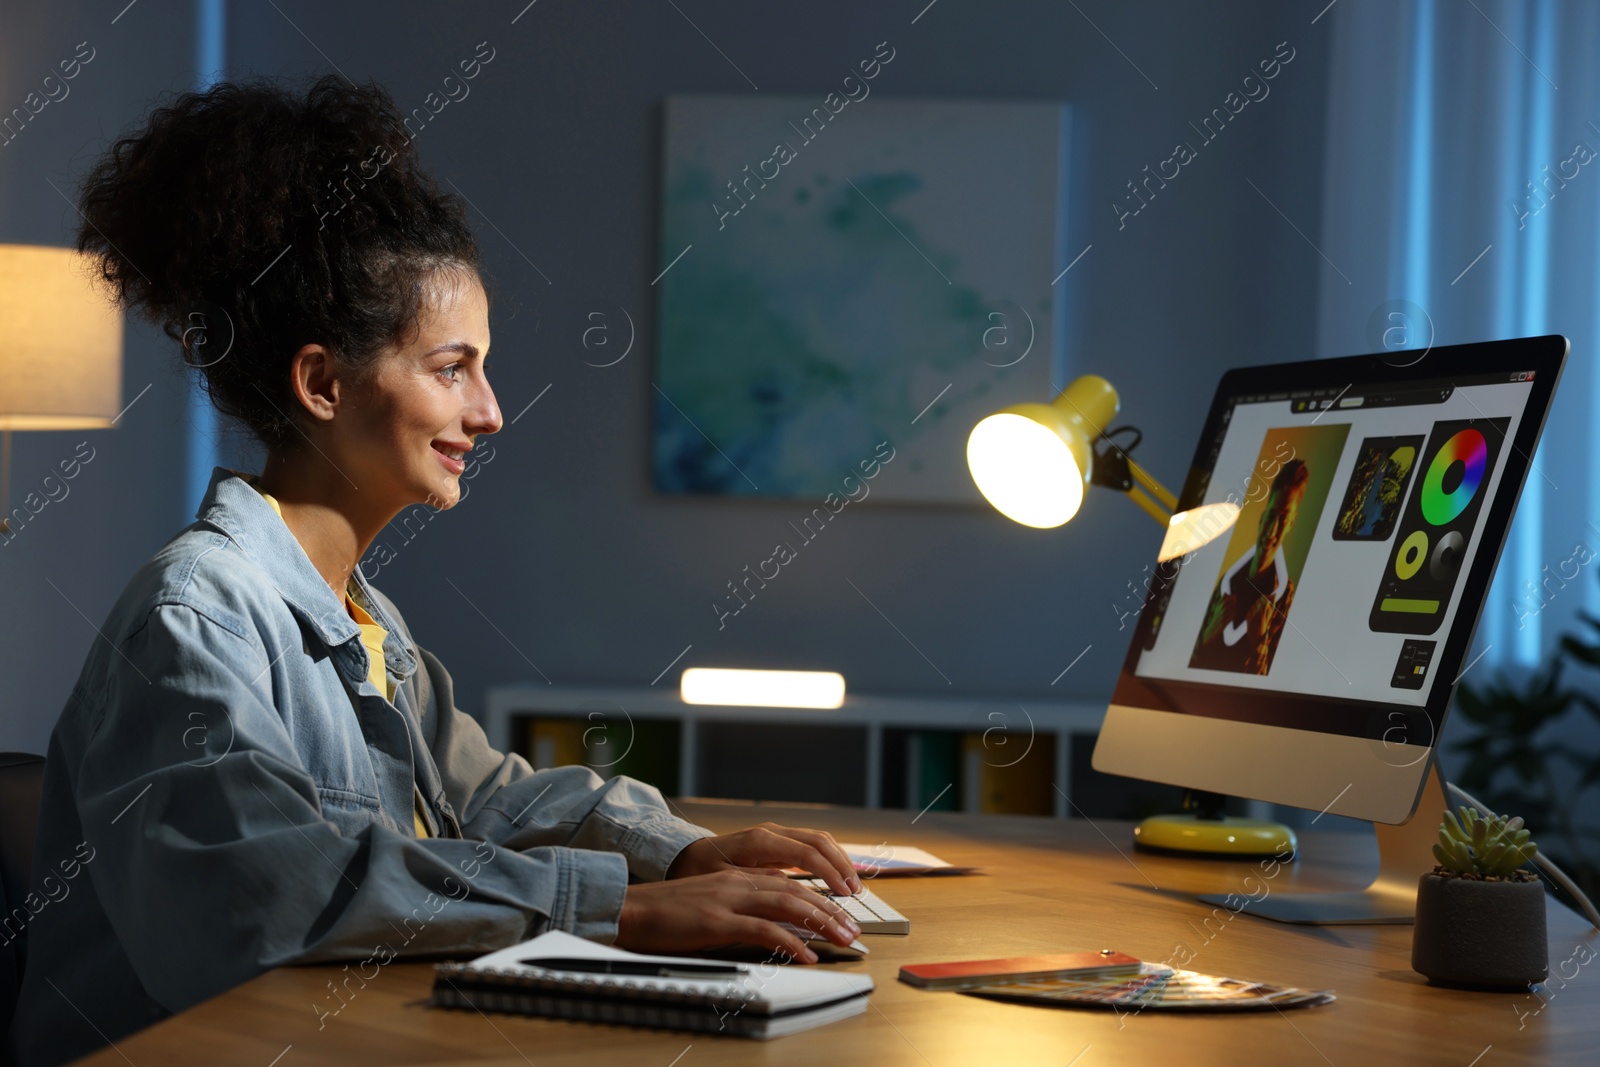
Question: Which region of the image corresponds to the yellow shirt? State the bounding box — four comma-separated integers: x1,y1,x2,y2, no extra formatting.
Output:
252,485,431,838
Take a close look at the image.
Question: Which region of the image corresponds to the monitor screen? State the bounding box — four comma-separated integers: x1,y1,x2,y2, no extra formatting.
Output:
1096,336,1567,823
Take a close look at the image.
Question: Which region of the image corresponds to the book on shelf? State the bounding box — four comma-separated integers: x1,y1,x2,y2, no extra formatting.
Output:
900,729,1054,816
905,730,961,811
960,731,1054,815
524,716,681,795
528,718,586,771
432,930,874,1039
598,718,681,795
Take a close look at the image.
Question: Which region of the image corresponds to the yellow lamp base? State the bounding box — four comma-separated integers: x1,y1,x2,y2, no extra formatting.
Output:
1133,814,1297,858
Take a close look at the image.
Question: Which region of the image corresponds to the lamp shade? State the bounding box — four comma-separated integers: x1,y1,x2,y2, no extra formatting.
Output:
0,244,123,429
966,375,1119,528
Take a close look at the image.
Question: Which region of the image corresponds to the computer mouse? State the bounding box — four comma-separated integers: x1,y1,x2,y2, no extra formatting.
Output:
779,923,869,962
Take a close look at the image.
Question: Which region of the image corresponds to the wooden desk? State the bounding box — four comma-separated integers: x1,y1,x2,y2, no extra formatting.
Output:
77,801,1599,1066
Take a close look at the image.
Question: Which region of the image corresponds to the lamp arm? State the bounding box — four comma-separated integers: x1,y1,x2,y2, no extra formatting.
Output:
1124,456,1178,513
1124,484,1172,526
1084,426,1180,528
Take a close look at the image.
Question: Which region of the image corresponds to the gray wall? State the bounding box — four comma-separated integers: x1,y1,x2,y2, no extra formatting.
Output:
0,0,1329,754
0,0,203,751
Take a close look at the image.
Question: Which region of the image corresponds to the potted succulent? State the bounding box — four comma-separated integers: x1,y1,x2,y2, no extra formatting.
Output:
1412,806,1547,990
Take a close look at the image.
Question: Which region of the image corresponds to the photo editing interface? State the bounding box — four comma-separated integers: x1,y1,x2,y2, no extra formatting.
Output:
1131,370,1539,709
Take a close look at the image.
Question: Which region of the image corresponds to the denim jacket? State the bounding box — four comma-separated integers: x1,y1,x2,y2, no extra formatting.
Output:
10,468,712,1066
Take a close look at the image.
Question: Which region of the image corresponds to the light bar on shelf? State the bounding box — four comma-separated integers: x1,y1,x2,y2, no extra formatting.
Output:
679,668,846,709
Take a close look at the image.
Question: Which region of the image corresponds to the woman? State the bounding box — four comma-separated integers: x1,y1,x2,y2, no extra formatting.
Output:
11,76,862,1066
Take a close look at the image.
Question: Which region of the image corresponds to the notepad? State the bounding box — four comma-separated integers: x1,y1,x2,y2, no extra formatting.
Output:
840,843,979,876
432,931,875,1039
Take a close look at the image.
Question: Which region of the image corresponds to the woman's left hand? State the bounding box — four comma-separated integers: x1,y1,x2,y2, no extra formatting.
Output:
667,821,864,896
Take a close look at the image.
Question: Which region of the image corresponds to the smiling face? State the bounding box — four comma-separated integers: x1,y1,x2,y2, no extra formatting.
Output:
339,267,501,514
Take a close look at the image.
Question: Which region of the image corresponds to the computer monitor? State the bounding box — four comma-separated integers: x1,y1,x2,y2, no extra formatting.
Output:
1094,336,1568,832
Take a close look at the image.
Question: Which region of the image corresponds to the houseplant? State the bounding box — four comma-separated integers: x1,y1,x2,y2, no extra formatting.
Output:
1452,658,1598,910
1412,806,1547,990
1451,565,1600,910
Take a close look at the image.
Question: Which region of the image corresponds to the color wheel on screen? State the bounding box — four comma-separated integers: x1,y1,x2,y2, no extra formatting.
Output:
1369,418,1507,636
1420,429,1488,527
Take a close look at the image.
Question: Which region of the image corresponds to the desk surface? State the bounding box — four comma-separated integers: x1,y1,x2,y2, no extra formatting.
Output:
77,801,1598,1066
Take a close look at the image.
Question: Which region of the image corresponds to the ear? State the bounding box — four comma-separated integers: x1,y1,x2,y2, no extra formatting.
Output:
287,344,343,423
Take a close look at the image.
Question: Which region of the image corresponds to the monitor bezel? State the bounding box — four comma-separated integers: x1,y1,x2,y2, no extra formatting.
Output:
1100,335,1568,813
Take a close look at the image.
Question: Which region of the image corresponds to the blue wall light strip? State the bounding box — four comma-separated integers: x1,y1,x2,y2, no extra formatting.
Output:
1400,0,1433,317
1509,1,1556,665
1478,2,1531,666
1591,7,1600,623
186,0,226,518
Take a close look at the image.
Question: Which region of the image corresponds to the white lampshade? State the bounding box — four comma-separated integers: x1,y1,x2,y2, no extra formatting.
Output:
0,244,123,429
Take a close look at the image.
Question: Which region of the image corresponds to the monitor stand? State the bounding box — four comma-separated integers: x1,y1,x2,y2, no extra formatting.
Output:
1196,761,1451,925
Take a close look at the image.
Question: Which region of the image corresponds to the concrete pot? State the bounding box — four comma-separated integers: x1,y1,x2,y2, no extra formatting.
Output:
1411,873,1548,990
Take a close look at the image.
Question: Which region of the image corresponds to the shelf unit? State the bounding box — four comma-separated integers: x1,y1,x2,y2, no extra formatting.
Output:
483,684,1109,817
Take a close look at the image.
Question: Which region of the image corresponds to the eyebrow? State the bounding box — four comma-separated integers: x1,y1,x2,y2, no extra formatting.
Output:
423,341,481,360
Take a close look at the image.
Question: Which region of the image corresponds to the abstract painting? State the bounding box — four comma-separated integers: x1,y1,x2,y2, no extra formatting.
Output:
653,94,1069,503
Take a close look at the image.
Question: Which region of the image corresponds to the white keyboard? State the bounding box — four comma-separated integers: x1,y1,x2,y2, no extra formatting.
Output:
797,878,910,934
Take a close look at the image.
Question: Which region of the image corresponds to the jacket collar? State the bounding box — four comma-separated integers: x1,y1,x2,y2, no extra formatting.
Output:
346,566,420,681
195,468,418,680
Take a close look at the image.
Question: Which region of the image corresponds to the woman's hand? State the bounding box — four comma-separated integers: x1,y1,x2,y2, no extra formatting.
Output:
666,822,864,896
615,871,861,964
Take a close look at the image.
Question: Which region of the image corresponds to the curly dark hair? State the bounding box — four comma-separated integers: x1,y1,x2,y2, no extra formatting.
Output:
74,74,483,452
1269,457,1310,501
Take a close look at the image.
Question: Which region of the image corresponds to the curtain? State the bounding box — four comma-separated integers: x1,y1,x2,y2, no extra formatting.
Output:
1317,0,1600,671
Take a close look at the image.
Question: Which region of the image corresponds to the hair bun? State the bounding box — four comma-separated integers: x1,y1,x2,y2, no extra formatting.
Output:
75,74,480,450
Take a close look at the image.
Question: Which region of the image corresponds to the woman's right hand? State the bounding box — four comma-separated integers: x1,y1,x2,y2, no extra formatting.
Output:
615,870,861,964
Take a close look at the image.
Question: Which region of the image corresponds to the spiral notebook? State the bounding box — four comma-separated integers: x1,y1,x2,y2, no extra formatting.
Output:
432,931,875,1039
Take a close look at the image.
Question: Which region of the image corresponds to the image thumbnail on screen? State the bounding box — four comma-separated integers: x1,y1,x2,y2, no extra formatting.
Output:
1190,424,1350,675
1332,435,1422,541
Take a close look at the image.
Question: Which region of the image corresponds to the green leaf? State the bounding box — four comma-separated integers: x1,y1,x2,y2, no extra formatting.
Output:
1453,692,1493,723
1560,630,1600,667
1510,748,1545,783
1456,753,1499,791
1442,839,1474,872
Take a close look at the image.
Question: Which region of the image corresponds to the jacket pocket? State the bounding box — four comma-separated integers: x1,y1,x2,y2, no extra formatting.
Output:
284,660,385,808
315,786,384,836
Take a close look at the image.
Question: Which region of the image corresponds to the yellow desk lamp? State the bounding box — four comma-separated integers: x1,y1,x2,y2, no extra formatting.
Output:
967,375,1295,857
